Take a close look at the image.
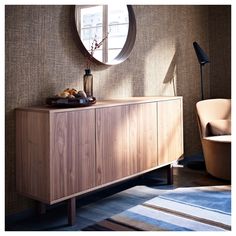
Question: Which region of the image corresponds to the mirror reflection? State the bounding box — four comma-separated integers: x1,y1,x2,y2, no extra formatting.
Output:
75,5,129,64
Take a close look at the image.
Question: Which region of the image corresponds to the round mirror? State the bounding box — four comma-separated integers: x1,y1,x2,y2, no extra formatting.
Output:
75,5,136,65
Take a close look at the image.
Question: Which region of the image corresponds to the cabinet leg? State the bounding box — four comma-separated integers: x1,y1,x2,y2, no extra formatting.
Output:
68,197,76,226
167,164,173,185
37,201,46,215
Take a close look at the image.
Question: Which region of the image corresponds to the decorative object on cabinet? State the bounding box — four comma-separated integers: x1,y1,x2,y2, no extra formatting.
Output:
82,32,109,97
193,41,210,100
46,88,96,108
46,96,96,108
85,32,110,69
16,97,183,226
75,5,136,66
83,69,93,97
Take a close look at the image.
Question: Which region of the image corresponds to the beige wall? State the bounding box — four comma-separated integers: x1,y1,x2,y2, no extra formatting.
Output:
5,5,231,215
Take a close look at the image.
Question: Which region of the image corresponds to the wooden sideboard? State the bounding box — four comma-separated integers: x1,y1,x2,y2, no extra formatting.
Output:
16,97,183,225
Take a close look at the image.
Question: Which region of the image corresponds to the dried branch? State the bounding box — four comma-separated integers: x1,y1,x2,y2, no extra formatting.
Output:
86,32,110,69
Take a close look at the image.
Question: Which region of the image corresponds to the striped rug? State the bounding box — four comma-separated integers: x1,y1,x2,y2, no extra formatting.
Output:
82,185,231,231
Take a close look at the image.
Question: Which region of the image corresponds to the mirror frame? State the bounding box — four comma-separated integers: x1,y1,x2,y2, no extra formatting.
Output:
74,5,136,66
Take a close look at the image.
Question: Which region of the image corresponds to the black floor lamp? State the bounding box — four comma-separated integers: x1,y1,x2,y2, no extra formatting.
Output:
193,42,210,100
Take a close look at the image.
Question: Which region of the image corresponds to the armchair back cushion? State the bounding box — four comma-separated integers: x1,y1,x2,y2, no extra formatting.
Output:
196,99,231,137
207,119,231,136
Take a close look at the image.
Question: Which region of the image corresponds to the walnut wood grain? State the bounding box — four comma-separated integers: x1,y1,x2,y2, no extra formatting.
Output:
16,97,183,206
129,103,158,172
157,99,184,165
96,105,133,185
16,97,183,113
16,111,50,203
50,110,96,201
96,102,158,185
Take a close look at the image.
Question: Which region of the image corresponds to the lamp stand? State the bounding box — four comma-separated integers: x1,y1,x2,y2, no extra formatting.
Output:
200,64,204,100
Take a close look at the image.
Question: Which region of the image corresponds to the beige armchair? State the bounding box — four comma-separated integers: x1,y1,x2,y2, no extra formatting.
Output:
196,99,231,180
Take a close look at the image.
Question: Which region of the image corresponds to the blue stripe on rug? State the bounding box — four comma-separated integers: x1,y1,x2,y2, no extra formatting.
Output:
114,210,194,231
128,204,227,231
144,197,231,227
158,188,231,214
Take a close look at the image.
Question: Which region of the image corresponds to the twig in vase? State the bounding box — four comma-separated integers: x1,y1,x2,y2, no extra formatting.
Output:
86,32,110,69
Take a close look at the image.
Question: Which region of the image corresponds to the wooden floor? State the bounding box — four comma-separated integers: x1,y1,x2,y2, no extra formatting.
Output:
5,161,230,231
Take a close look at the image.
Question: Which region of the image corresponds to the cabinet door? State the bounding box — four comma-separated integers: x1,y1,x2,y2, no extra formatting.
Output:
96,105,137,185
157,99,183,165
50,110,96,201
130,103,158,172
16,111,50,203
96,103,158,186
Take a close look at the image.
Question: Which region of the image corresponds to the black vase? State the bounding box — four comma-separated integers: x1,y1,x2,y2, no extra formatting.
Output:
83,69,93,97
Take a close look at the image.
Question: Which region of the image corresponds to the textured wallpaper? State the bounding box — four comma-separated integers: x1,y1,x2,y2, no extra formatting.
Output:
5,5,231,215
209,6,231,98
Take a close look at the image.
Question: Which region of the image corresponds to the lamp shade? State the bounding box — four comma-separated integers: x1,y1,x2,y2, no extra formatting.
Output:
193,42,210,65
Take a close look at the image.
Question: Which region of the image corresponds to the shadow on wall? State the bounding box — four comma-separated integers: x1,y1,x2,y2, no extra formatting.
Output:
95,7,180,98
162,42,180,96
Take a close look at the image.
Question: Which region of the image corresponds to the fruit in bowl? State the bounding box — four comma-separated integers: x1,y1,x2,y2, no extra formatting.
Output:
46,88,96,107
55,88,87,99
